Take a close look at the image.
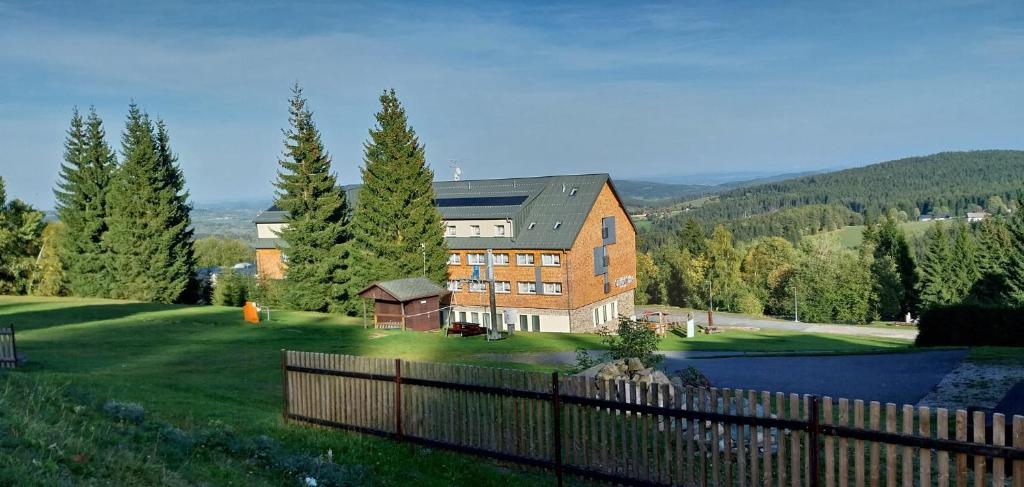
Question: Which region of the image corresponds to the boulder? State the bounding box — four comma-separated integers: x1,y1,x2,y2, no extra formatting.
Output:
626,358,644,372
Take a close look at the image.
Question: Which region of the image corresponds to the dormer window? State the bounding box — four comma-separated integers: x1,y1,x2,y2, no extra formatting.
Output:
494,224,506,236
470,225,481,237
446,225,457,237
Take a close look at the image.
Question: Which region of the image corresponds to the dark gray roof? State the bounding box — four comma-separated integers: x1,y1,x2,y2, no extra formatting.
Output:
254,174,631,250
254,238,288,249
361,277,445,301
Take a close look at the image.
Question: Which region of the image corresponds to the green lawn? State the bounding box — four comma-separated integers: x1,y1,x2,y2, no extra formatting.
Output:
0,295,912,485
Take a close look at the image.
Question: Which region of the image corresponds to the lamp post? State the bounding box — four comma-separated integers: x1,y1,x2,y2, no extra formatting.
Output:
421,243,426,276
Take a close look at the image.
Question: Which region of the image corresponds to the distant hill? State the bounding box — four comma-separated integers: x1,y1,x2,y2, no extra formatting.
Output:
644,150,1024,245
616,170,822,210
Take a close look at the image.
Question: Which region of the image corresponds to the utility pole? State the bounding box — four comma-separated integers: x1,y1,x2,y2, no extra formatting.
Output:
486,249,499,341
794,283,799,323
707,279,714,329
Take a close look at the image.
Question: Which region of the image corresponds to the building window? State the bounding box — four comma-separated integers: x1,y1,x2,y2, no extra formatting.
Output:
446,225,457,237
611,301,618,320
281,253,289,263
532,315,540,332
469,281,487,293
447,253,461,265
519,315,528,332
541,253,561,266
470,312,480,323
494,281,511,293
517,282,537,294
601,304,608,324
602,226,608,240
459,311,467,322
492,253,509,265
470,225,481,236
467,253,485,265
447,280,462,291
494,224,506,236
593,308,599,326
516,253,535,266
543,282,562,295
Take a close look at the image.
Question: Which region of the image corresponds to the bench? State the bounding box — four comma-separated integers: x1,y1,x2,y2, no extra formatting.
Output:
0,325,17,369
446,322,486,337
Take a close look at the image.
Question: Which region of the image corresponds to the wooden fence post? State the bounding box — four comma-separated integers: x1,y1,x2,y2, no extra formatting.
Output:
280,349,289,423
809,395,821,487
551,371,563,487
395,358,403,440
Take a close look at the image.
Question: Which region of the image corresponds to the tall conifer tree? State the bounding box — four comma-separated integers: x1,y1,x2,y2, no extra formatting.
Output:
351,89,447,287
1003,211,1024,305
55,107,116,297
104,104,194,303
273,85,354,313
918,222,957,309
969,218,1012,305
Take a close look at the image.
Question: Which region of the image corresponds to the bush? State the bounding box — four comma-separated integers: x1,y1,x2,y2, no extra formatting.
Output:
102,400,145,425
253,278,287,309
212,270,255,307
599,316,663,367
916,305,1024,346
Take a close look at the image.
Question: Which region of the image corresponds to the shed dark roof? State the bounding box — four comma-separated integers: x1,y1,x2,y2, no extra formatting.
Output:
359,277,446,302
254,174,632,250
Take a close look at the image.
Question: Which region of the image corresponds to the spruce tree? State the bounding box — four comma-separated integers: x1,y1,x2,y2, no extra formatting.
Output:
351,89,447,288
104,104,195,303
1003,211,1024,305
54,107,116,297
273,85,354,313
948,221,979,300
969,218,1012,305
917,222,957,309
866,216,918,317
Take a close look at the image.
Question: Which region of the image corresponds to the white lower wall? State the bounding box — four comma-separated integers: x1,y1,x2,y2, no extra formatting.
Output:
447,305,570,333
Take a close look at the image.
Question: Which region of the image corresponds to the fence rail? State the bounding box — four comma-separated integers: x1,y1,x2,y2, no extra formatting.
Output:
281,350,1024,486
0,326,16,369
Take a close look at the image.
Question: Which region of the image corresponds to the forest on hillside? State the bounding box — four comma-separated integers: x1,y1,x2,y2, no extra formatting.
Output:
642,150,1024,247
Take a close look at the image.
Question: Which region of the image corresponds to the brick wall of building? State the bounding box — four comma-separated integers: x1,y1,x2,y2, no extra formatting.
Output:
565,183,638,309
255,248,285,279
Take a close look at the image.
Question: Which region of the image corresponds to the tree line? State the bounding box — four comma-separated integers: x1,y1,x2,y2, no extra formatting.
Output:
639,208,1024,324
0,85,447,314
254,85,447,313
643,150,1024,246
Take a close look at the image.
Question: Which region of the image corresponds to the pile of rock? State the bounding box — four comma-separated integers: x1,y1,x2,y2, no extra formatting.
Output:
579,357,675,387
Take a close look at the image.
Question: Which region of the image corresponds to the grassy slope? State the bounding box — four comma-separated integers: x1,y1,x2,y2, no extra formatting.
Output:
0,295,912,484
807,220,938,248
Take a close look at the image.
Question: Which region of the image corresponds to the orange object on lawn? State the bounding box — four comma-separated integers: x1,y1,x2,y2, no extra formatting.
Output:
242,301,260,324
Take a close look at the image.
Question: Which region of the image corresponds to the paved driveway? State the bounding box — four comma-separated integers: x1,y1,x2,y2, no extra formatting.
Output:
663,349,967,405
477,349,968,406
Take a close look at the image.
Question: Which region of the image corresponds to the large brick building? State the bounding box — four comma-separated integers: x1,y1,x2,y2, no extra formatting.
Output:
253,174,637,333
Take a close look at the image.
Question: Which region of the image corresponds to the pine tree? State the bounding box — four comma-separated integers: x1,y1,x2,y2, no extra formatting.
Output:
864,216,918,318
351,89,447,289
104,104,195,303
1003,211,1024,306
678,218,707,256
948,220,979,300
918,222,957,309
969,217,1012,305
54,107,116,297
273,85,354,313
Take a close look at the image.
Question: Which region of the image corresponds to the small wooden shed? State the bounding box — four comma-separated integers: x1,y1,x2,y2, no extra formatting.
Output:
358,277,448,331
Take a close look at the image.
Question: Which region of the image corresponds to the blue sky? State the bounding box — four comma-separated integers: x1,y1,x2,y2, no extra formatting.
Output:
1,1,1022,209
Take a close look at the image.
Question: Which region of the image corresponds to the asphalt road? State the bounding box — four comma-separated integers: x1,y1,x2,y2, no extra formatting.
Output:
636,306,919,341
663,349,968,405
477,349,968,405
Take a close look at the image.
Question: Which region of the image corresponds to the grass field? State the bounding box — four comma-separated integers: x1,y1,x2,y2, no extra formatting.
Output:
0,295,914,485
808,220,939,248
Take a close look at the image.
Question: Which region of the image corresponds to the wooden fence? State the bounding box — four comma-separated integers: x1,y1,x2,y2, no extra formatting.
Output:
0,326,16,369
281,351,1024,486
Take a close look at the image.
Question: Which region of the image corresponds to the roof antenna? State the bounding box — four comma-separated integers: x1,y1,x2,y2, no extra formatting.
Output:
448,160,463,181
